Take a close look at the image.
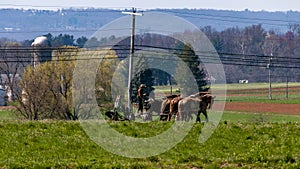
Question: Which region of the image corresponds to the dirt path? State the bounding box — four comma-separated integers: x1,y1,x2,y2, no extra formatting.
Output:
225,102,300,115
0,106,16,110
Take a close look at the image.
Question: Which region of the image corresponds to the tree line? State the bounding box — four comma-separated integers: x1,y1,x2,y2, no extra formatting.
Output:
201,24,300,83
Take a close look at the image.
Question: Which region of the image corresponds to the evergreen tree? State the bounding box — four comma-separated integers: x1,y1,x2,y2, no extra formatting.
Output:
175,43,208,94
130,55,155,103
76,36,88,48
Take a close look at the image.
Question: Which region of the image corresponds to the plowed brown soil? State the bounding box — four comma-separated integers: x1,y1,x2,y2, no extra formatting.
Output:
224,86,300,115
225,102,300,115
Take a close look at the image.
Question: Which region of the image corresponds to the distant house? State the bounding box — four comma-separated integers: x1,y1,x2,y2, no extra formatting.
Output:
205,75,216,83
0,87,7,106
0,74,21,101
0,88,7,106
239,79,249,84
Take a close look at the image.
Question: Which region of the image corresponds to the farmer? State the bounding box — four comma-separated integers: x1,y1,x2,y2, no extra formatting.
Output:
137,84,147,115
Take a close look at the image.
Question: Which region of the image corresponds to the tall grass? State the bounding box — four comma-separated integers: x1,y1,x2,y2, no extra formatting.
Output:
0,120,299,168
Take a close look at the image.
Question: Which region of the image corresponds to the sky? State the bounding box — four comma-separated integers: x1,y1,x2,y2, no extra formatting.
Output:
1,0,300,11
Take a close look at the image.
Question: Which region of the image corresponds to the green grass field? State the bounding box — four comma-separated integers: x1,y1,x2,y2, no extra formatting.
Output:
222,111,300,123
213,82,300,90
225,83,300,104
0,120,299,168
2,109,300,123
0,108,300,168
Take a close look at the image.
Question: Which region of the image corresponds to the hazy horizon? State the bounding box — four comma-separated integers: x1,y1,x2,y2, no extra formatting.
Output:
0,0,300,12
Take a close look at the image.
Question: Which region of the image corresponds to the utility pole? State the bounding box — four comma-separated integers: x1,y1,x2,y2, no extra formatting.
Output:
122,8,143,119
32,46,37,70
267,54,273,100
169,75,172,96
286,72,289,99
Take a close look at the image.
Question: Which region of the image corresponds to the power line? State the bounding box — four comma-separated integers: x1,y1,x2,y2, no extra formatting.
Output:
0,38,300,63
1,46,300,69
2,43,300,62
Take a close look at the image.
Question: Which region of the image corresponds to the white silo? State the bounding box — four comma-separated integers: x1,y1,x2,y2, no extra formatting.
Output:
31,36,51,68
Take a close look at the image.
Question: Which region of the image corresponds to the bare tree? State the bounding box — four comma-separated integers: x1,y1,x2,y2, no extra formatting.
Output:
0,42,28,101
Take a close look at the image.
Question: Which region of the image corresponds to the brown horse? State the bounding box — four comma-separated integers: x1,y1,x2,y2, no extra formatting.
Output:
160,95,180,121
177,93,215,123
177,96,200,121
142,98,162,121
168,95,182,121
195,94,215,122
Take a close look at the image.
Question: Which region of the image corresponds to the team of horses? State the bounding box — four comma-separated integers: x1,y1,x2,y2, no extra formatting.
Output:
143,92,215,123
106,92,215,122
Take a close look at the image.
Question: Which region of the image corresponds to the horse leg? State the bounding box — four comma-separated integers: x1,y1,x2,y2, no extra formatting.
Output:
184,112,189,121
160,114,164,121
176,111,182,121
203,109,208,122
167,113,172,121
189,112,194,121
148,112,153,121
196,110,201,123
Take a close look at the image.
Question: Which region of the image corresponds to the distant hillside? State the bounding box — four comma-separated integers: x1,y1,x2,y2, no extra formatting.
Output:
1,8,300,41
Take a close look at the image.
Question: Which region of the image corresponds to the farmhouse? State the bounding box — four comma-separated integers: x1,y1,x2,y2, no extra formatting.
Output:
0,74,21,102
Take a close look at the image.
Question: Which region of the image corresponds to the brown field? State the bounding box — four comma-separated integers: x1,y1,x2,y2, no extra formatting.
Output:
225,86,300,115
224,102,300,115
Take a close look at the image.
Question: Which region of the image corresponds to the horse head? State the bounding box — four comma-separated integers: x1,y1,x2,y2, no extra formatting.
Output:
201,94,215,109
